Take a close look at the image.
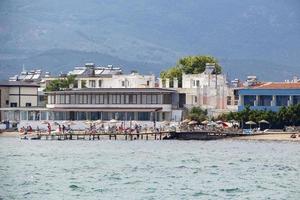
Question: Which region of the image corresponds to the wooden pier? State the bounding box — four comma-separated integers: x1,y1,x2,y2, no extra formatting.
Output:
21,131,171,141
20,130,243,141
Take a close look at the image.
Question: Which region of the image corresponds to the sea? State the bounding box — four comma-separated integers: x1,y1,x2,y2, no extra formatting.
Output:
0,137,299,200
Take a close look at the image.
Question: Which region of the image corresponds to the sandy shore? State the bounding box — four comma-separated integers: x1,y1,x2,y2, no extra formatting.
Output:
233,133,300,142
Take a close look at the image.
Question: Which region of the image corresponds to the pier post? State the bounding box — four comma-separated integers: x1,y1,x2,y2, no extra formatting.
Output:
159,133,162,140
146,134,148,140
154,134,157,140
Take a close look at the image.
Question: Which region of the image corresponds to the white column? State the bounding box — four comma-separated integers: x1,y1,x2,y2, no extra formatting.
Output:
78,79,82,89
254,95,259,106
173,78,178,88
271,95,276,106
238,95,244,106
159,78,164,88
288,96,293,106
165,78,170,88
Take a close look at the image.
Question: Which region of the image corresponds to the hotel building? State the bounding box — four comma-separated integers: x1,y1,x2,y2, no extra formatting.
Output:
237,82,300,111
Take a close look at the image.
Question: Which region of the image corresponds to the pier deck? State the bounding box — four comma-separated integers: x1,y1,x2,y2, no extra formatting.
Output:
20,130,243,141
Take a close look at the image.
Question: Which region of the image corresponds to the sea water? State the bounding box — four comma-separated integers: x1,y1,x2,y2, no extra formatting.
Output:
0,138,299,200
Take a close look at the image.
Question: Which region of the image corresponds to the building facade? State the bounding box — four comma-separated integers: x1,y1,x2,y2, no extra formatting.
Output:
0,81,40,122
238,82,300,111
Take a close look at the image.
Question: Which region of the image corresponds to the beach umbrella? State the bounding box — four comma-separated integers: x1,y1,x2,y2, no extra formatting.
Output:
201,120,209,125
109,119,118,123
258,120,269,124
216,120,223,124
95,120,103,124
182,119,191,124
84,120,93,125
245,121,256,129
207,121,217,126
161,121,170,125
258,120,270,129
66,121,76,125
188,120,198,125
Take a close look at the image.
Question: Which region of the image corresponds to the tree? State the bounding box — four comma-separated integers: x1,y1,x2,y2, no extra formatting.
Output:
45,75,77,91
187,107,208,122
160,55,222,87
179,55,221,74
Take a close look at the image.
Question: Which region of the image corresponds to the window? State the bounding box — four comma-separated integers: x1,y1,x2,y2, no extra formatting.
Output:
196,80,200,87
244,95,256,106
10,102,17,107
146,95,152,104
91,94,96,104
6,100,9,105
65,95,70,104
81,80,87,88
89,80,96,88
157,95,162,104
163,94,172,104
293,96,300,105
276,96,289,106
127,112,135,120
259,95,272,106
147,81,150,86
70,94,75,104
138,112,150,121
152,95,157,104
194,96,198,103
142,95,147,104
98,80,102,88
99,95,104,104
227,96,232,105
122,81,125,87
25,103,32,107
83,95,88,104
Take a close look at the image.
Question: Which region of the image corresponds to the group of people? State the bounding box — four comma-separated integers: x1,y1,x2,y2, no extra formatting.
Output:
19,125,33,135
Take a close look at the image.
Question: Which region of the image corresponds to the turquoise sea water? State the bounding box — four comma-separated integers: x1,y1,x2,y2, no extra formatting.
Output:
0,138,299,200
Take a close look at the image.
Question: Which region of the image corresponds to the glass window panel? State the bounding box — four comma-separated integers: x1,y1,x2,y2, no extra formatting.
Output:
146,95,151,104
142,95,147,104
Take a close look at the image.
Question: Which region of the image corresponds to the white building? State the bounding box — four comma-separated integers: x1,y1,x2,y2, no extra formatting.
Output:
41,63,155,90
160,64,236,116
0,81,40,124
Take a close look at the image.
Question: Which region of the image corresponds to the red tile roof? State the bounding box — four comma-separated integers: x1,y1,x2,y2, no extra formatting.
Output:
252,82,300,89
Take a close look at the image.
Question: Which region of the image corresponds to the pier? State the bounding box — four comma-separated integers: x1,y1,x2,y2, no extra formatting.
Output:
20,130,243,141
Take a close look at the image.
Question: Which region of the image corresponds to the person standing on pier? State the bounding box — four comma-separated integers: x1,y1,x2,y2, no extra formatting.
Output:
47,123,51,135
62,125,66,134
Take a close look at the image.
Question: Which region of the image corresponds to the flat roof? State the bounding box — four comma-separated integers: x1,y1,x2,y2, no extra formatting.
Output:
0,81,39,87
45,88,176,94
239,82,300,90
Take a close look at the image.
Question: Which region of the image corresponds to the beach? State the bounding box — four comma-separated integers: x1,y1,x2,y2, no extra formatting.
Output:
233,133,300,142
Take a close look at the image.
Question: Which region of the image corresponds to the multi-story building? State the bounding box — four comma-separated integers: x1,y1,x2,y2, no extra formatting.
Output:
237,82,300,112
160,64,234,116
0,81,40,123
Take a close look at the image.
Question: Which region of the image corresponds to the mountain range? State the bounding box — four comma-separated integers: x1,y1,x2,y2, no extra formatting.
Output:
0,0,299,81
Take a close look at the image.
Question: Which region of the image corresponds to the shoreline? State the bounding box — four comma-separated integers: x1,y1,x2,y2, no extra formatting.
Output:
1,131,300,142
